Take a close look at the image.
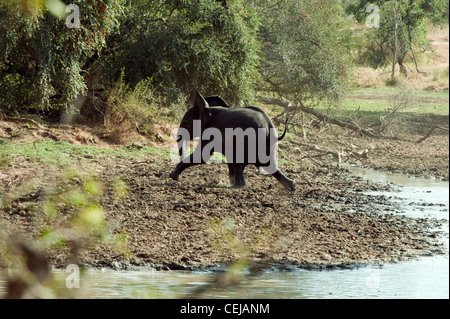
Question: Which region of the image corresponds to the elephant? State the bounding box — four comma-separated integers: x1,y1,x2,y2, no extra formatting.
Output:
169,92,295,190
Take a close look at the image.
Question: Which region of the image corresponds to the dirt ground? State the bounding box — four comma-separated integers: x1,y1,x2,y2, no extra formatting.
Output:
0,111,448,271
304,112,449,181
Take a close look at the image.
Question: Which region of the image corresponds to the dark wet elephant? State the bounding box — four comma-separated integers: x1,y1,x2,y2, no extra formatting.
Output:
169,92,295,190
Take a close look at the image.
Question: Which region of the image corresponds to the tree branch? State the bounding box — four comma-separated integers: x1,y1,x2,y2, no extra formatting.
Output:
416,125,449,144
258,95,380,139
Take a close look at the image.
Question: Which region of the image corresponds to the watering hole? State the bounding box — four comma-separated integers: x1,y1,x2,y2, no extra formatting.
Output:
0,166,448,299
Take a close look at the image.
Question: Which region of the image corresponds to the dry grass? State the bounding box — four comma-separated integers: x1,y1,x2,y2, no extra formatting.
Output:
352,26,449,91
353,67,385,88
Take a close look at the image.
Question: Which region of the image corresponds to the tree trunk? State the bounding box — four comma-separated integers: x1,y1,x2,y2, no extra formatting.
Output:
397,39,410,76
397,55,408,76
391,0,399,78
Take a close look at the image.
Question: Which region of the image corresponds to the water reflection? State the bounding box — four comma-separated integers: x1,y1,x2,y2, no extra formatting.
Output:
23,255,446,299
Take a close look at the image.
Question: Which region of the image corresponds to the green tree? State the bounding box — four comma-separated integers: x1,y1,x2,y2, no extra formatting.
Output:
94,0,260,109
255,0,352,106
346,0,448,76
1,0,353,123
0,0,126,114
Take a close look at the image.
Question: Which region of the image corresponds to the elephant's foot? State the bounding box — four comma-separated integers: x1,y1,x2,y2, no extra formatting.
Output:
284,179,296,191
169,171,180,181
232,183,246,189
272,170,296,191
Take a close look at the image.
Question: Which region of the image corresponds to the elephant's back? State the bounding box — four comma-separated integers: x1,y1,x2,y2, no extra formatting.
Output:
216,106,274,130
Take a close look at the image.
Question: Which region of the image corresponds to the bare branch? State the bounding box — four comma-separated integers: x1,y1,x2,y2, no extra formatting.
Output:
416,126,449,144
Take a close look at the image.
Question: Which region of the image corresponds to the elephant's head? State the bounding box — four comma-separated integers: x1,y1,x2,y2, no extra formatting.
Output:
175,92,231,157
176,92,211,144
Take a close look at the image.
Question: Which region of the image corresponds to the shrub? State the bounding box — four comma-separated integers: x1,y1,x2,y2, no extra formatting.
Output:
0,0,126,114
104,73,160,140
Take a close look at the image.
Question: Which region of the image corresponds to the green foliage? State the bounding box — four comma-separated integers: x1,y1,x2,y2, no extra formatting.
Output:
255,0,352,105
1,0,356,118
0,165,132,271
345,0,448,72
105,71,161,136
98,0,261,107
0,0,126,113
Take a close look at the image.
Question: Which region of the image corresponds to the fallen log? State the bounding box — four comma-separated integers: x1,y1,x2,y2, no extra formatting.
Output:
3,116,43,128
297,102,379,138
289,140,369,167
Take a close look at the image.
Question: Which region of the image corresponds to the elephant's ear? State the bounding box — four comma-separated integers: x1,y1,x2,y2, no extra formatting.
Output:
194,92,209,111
194,92,211,124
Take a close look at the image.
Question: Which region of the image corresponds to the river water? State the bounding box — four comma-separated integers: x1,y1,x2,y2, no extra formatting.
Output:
1,167,448,299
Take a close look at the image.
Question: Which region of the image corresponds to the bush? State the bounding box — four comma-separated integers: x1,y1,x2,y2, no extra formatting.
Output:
104,73,161,140
385,76,405,87
97,0,260,107
0,0,126,114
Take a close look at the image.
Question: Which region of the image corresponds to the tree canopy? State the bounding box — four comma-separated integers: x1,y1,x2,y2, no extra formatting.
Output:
0,0,126,114
0,0,446,118
256,0,352,105
104,0,261,107
345,0,448,75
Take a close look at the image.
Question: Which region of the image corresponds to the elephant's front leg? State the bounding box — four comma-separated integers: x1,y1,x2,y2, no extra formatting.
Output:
228,163,235,186
231,164,246,188
169,141,212,181
169,159,193,181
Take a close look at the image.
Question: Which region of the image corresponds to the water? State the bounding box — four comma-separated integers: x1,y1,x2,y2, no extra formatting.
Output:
346,165,449,239
36,256,445,299
1,167,448,299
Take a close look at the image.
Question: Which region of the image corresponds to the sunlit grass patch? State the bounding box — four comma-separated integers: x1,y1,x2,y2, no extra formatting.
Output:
0,140,170,168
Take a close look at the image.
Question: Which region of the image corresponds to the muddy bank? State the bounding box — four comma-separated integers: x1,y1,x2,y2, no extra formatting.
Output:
294,112,449,181
4,155,444,271
0,118,448,271
102,158,447,270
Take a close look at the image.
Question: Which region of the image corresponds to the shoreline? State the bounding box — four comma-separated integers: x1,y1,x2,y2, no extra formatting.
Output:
1,119,449,272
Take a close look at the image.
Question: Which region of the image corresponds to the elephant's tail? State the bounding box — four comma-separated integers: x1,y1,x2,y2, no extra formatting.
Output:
278,118,289,141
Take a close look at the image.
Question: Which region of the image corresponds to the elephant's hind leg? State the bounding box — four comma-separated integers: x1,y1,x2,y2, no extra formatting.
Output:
272,170,295,190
